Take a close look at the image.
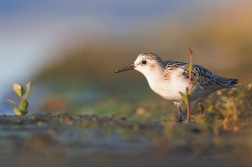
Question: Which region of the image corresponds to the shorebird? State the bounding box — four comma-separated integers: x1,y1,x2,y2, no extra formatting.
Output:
115,53,240,121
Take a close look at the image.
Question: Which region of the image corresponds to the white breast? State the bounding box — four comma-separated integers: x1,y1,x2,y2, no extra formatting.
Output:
145,68,188,102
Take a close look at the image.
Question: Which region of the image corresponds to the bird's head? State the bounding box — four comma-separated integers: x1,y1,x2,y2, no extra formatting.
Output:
115,53,164,75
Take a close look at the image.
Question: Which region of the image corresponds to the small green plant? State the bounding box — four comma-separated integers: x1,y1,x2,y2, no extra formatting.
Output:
219,97,239,131
7,82,31,115
179,49,193,123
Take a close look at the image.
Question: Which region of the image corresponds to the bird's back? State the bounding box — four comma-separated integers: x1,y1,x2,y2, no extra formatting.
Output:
164,60,240,90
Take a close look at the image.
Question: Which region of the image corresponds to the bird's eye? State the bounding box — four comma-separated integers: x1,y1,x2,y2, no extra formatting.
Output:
142,60,147,64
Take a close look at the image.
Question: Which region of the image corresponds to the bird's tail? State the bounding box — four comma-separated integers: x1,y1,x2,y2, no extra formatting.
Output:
219,77,242,88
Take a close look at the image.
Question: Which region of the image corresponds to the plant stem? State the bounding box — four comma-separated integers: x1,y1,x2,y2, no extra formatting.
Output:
186,49,193,123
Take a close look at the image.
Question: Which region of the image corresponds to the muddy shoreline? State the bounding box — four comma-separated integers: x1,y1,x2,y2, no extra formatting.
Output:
0,113,251,166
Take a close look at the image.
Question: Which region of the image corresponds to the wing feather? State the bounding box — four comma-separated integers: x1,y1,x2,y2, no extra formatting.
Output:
165,60,240,89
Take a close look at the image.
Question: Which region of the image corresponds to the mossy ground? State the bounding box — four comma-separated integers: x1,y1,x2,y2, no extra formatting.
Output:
3,53,252,166
1,82,252,167
0,83,252,166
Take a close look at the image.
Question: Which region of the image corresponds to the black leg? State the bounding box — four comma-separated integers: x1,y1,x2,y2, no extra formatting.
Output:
173,102,185,122
177,105,184,122
198,102,204,115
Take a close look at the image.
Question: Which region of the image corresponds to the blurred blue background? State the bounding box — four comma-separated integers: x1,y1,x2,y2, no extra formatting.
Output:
1,0,251,115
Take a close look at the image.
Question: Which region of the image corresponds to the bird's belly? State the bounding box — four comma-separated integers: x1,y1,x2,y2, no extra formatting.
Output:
148,80,188,101
190,88,219,103
150,83,216,103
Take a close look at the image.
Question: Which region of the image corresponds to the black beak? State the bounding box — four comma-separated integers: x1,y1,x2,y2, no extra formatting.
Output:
115,64,136,73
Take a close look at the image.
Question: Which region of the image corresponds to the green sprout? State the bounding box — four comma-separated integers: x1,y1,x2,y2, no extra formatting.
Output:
7,82,31,115
179,49,193,123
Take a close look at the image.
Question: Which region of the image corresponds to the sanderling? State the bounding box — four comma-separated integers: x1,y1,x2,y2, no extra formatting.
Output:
115,53,240,121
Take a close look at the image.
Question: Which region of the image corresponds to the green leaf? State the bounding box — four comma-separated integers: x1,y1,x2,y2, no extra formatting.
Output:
186,87,189,95
6,99,17,106
24,82,31,98
19,99,29,112
13,83,24,97
23,110,28,115
13,108,22,116
221,96,228,102
179,92,189,106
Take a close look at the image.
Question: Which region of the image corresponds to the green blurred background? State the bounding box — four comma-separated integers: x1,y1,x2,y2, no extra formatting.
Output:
1,0,251,118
